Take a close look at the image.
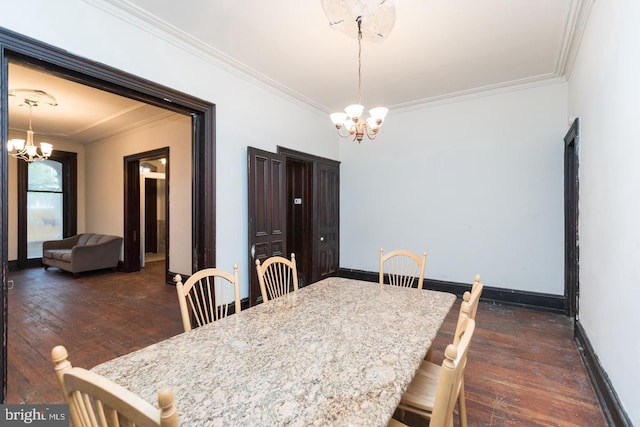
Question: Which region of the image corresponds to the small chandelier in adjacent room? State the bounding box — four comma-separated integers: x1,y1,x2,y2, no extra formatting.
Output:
7,89,57,162
324,0,394,143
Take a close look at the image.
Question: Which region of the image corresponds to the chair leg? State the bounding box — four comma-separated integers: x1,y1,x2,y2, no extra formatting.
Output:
458,378,467,427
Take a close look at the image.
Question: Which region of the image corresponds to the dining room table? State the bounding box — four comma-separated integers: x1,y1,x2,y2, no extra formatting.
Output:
91,276,456,427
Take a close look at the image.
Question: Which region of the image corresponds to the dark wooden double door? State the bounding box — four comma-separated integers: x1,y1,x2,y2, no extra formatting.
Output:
248,147,340,306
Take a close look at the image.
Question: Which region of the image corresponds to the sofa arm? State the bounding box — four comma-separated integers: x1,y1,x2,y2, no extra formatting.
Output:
43,235,81,251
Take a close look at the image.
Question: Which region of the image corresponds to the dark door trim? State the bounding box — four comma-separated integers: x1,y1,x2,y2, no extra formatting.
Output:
277,147,340,284
564,118,580,321
123,148,170,277
0,26,216,402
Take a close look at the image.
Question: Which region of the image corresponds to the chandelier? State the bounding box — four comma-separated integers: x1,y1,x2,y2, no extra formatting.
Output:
325,0,393,143
7,89,56,162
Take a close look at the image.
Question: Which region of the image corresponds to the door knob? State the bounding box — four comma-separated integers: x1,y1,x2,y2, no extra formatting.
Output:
320,236,324,242
251,244,256,259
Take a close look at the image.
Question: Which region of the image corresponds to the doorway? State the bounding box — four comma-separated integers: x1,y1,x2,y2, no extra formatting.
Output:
140,157,168,267
564,118,580,322
142,170,166,265
0,28,216,402
123,148,170,274
247,146,340,306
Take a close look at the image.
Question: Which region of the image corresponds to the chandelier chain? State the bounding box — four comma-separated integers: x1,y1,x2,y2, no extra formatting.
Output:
357,15,363,105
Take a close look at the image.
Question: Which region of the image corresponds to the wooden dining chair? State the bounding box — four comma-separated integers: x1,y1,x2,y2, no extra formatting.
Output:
255,253,298,302
387,418,409,427
425,274,484,359
420,274,484,427
379,248,427,290
396,318,476,427
51,345,180,427
174,265,241,332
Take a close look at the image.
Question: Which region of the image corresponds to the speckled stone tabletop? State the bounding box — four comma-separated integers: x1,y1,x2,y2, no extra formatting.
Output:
92,277,456,427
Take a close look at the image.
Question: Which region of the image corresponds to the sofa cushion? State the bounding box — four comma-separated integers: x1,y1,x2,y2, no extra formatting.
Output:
75,233,118,246
85,234,103,245
77,234,94,246
46,249,72,262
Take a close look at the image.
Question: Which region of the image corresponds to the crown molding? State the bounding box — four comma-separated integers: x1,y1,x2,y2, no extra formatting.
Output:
388,74,567,114
555,0,596,79
82,0,330,114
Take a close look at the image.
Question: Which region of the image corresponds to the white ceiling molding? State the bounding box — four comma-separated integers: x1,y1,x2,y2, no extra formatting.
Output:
82,0,330,114
555,0,596,79
389,75,567,114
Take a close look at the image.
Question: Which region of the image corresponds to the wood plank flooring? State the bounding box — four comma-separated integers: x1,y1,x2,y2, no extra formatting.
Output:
6,265,606,426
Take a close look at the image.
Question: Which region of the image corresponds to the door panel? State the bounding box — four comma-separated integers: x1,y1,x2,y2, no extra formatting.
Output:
123,158,141,272
286,159,312,287
313,160,340,281
144,178,158,253
248,147,287,306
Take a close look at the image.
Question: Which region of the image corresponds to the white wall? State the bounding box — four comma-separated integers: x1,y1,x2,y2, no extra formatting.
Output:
340,82,569,295
0,0,339,299
568,0,640,423
85,116,191,274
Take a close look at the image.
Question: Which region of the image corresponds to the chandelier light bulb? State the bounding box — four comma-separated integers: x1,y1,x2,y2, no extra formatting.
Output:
330,112,348,128
344,104,364,120
369,107,388,122
40,142,54,157
9,138,25,151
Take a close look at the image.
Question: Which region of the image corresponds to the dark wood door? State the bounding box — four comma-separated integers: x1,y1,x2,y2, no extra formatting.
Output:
144,178,158,253
313,159,340,282
248,147,287,306
286,159,313,287
123,158,141,272
564,118,580,320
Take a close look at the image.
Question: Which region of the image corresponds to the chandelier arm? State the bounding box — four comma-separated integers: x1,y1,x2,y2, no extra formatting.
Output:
364,125,379,140
336,127,354,139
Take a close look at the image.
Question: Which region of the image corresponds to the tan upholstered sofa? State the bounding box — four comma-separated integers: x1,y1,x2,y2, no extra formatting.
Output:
42,233,123,278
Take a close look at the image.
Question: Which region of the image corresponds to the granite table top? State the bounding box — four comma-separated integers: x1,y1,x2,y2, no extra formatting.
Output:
92,277,456,427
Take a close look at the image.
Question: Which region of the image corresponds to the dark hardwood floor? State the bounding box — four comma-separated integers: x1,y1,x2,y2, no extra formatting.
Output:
6,261,184,404
6,265,606,426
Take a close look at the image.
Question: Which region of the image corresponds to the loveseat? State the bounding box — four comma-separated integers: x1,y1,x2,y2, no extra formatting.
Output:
42,233,123,278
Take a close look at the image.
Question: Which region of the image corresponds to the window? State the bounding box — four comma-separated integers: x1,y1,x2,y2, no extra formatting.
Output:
26,160,63,258
17,151,77,268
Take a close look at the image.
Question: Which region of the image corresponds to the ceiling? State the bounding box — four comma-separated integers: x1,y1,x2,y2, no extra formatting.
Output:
8,63,177,145
7,0,592,143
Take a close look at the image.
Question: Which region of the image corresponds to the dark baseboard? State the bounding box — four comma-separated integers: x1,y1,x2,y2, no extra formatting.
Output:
337,268,566,314
7,259,44,272
574,321,632,427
